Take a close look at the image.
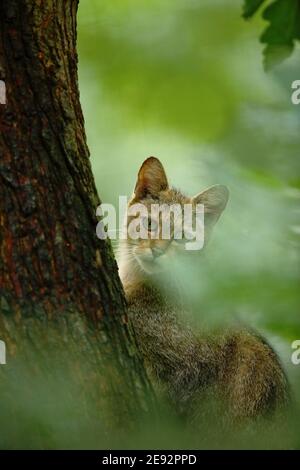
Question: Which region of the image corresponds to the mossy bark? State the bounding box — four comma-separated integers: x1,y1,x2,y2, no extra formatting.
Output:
0,0,154,437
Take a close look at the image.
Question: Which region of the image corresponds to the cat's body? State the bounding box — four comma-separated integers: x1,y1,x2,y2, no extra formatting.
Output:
118,157,289,425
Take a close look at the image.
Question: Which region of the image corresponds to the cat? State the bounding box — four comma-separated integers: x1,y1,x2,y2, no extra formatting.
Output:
117,156,289,426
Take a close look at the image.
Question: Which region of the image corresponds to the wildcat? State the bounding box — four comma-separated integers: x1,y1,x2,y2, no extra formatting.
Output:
118,157,289,426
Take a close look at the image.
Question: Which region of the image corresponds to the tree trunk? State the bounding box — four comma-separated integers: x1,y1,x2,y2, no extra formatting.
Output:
0,0,154,443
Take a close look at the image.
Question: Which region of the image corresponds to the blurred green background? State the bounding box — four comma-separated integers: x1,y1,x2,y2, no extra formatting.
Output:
78,0,300,358
1,0,300,451
17,0,296,449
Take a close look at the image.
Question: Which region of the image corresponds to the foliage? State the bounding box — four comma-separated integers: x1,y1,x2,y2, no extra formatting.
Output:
243,0,300,69
1,0,300,449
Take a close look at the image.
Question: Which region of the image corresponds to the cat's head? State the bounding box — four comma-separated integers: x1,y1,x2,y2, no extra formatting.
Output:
124,157,229,275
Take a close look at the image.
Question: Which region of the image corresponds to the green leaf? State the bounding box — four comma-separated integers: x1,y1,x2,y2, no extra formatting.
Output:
262,0,300,45
242,0,266,19
242,0,300,69
261,0,300,69
262,44,294,70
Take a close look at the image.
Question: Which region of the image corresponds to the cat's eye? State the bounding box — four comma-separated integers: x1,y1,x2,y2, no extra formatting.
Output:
142,217,158,233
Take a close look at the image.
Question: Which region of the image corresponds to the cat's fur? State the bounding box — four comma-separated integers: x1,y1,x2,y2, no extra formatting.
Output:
118,157,289,425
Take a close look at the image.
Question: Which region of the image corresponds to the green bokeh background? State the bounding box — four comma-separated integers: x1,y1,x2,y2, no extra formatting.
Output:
78,0,300,351
1,0,300,450
79,0,300,447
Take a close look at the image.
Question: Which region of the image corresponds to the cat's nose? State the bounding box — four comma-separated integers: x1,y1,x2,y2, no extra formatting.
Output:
151,247,165,259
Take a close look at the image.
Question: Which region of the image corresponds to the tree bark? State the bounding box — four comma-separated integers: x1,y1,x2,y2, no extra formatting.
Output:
0,0,154,438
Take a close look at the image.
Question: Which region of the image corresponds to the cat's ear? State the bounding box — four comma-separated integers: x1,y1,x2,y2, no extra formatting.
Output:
192,184,229,227
134,157,169,199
